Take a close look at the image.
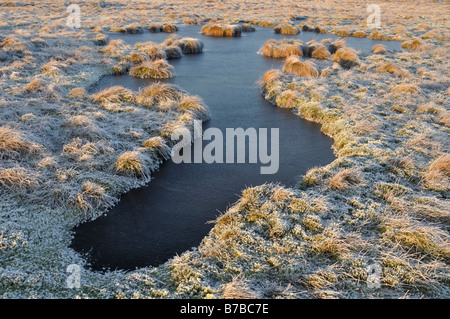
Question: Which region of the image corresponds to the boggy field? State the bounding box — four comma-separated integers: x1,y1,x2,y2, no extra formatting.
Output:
0,0,449,298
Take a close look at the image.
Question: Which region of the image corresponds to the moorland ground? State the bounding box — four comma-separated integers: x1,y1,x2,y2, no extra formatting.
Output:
0,0,449,298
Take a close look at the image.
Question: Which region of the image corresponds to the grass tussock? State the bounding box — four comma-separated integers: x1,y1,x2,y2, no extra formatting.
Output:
134,42,166,61
100,39,129,58
259,69,283,87
422,154,450,191
283,56,319,77
372,44,387,54
129,59,174,79
241,23,256,32
376,62,408,78
391,84,421,95
174,37,204,54
259,39,303,58
274,24,300,35
332,47,359,69
201,24,242,37
115,151,151,179
92,86,136,104
221,276,259,299
0,126,42,159
311,45,331,60
328,168,364,190
0,166,39,190
137,82,183,106
164,45,183,59
401,38,425,51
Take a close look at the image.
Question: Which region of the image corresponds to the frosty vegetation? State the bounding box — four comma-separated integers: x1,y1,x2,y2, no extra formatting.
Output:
0,0,448,299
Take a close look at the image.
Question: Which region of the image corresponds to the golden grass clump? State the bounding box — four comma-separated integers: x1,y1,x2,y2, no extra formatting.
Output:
259,39,303,58
141,136,171,159
422,154,450,191
372,44,387,54
332,47,359,69
111,22,143,34
376,62,408,78
68,87,88,99
241,23,255,32
0,126,42,159
126,50,150,64
0,166,39,190
148,23,163,32
352,31,368,38
162,24,178,33
401,38,425,51
275,89,299,108
274,24,300,35
174,37,204,54
201,24,242,37
100,39,129,57
134,42,167,61
221,277,258,299
92,86,136,104
163,45,183,59
327,39,346,54
311,45,331,60
391,84,421,95
283,56,319,77
328,168,364,190
129,59,174,79
92,33,109,46
137,83,182,106
115,151,151,179
74,181,110,213
23,78,48,93
314,26,327,34
259,69,283,86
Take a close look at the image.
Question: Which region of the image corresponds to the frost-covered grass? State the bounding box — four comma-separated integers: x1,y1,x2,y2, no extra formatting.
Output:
0,0,448,300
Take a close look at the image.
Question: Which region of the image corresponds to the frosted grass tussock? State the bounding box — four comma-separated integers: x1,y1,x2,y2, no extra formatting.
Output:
283,56,319,77
259,39,303,58
115,150,152,179
0,126,43,159
92,86,136,104
201,23,242,37
174,37,204,54
274,24,300,35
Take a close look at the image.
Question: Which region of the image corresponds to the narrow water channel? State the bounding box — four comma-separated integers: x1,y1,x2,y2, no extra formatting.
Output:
71,26,401,271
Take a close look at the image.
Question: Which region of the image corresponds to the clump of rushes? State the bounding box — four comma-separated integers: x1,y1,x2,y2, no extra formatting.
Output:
259,39,303,58
241,23,256,32
100,39,129,58
148,22,163,32
391,84,421,94
352,31,368,38
134,42,167,60
142,136,171,159
163,45,183,59
110,22,143,34
328,39,346,54
221,277,258,299
137,82,183,106
274,24,300,35
314,26,327,34
283,56,319,77
177,95,210,120
23,78,48,93
174,37,204,54
0,126,42,159
0,166,39,190
68,87,88,99
422,154,450,191
332,47,359,69
91,86,136,104
311,45,331,60
372,44,387,54
129,59,174,79
115,151,151,179
328,168,364,190
259,69,283,86
162,24,178,33
126,50,149,64
376,62,408,78
401,38,425,50
92,33,109,46
201,23,242,37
